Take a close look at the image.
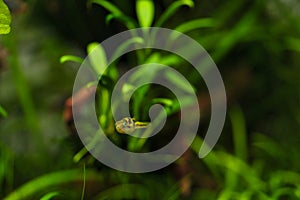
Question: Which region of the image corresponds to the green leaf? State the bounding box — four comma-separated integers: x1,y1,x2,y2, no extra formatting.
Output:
175,18,215,33
93,184,148,200
40,192,60,200
155,0,194,27
144,52,161,63
269,171,300,189
229,105,248,162
252,133,285,159
89,0,123,16
3,169,104,200
0,105,8,117
87,42,108,75
107,63,119,82
158,54,181,66
151,98,174,114
106,13,137,29
90,0,137,29
111,36,144,61
214,151,265,190
60,55,84,64
151,98,173,107
271,187,299,200
136,0,155,27
0,0,11,34
73,147,88,163
212,11,256,61
164,69,195,94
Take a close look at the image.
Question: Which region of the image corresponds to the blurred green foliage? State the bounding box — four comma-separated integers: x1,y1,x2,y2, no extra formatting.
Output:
0,0,300,199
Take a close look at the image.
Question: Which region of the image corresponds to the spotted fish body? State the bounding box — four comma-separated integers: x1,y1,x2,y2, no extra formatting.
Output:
115,117,150,134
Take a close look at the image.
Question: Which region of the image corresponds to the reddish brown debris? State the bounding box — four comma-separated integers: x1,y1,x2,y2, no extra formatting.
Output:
63,85,97,124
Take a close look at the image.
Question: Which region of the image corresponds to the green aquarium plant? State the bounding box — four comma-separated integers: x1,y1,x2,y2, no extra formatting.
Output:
61,0,216,156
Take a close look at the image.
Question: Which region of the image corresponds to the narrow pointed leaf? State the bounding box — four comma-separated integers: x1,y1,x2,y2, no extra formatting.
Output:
3,169,103,200
111,37,144,62
175,18,215,33
89,0,123,16
106,13,137,29
136,0,155,27
40,192,60,200
60,55,84,64
87,42,108,75
155,0,194,27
